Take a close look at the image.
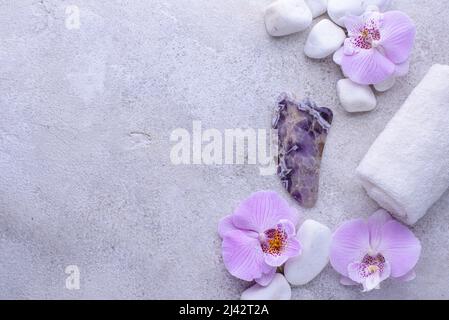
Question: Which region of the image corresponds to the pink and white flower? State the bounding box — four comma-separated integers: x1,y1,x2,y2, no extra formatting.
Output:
334,9,416,85
330,209,421,292
218,191,301,286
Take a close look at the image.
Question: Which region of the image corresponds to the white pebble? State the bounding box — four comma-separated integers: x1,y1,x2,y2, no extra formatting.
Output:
337,78,377,112
374,76,396,92
305,0,328,18
362,0,391,11
304,19,345,59
284,220,332,286
332,47,344,65
241,274,291,300
327,0,364,27
264,0,313,37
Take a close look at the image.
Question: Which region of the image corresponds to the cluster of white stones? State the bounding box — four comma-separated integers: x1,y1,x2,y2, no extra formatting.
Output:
264,0,395,113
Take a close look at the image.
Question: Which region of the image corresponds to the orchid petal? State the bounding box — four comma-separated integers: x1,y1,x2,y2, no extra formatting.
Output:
263,237,301,267
364,261,391,291
347,262,368,284
363,272,381,292
396,269,416,282
330,219,370,276
380,261,391,282
232,191,299,233
340,276,359,286
264,252,289,267
367,209,392,252
380,11,416,64
343,15,365,37
218,215,238,238
394,59,410,77
378,220,421,278
348,261,391,292
263,221,301,267
222,230,266,282
343,38,359,56
284,237,302,258
255,268,276,286
279,219,296,237
341,48,396,85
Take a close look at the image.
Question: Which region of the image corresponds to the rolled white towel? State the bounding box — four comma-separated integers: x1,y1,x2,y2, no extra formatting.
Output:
356,64,449,225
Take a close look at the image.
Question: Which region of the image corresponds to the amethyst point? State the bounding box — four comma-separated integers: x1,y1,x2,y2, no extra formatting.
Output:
273,93,333,208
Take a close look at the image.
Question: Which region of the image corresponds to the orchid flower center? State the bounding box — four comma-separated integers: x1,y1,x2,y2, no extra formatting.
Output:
359,254,386,277
352,19,381,50
367,265,379,274
260,226,287,256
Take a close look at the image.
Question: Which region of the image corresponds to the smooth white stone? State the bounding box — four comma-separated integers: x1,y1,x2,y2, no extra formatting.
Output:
241,274,291,300
284,220,332,286
362,0,391,11
337,79,377,112
374,76,396,92
304,19,345,59
333,46,344,65
364,4,380,13
327,0,364,27
305,0,328,18
264,0,313,37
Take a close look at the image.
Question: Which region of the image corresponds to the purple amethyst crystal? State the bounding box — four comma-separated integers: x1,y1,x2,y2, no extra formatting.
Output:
272,93,333,208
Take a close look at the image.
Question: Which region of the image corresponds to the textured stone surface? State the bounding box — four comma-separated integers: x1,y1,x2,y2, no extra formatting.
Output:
0,0,449,300
273,93,333,208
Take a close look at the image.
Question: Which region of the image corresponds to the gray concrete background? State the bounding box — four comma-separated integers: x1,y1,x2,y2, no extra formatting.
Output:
0,0,448,299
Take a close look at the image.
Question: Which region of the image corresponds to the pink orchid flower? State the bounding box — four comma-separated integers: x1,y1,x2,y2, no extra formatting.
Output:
218,191,301,286
335,9,415,85
330,210,421,292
